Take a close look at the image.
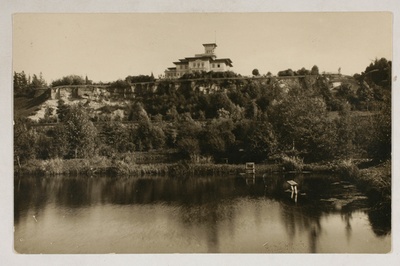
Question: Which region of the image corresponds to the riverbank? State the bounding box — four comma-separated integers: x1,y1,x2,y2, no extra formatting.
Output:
336,159,391,208
15,157,391,206
15,157,282,177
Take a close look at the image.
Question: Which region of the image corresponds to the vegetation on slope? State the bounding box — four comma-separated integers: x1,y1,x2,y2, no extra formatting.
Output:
14,59,391,178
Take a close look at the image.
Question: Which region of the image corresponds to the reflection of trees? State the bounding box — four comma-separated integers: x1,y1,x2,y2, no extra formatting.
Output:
14,177,50,224
367,205,391,237
279,202,323,253
55,178,91,208
275,174,349,253
15,173,391,251
341,212,353,242
98,177,238,205
178,203,222,252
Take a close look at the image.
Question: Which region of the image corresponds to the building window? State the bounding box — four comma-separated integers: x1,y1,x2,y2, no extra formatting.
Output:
212,63,215,68
201,62,204,67
217,64,220,68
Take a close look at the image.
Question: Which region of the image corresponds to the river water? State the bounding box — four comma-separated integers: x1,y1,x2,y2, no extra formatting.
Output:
14,173,391,253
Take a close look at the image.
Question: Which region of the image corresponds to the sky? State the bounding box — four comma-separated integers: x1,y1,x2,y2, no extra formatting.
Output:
13,12,392,83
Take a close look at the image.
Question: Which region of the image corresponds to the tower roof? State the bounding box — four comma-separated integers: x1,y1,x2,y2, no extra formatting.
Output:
203,43,217,47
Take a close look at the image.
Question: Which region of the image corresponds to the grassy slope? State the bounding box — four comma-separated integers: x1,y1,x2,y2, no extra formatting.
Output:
14,92,50,119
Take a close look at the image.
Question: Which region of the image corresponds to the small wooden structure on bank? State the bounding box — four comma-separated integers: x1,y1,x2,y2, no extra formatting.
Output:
245,162,255,174
238,162,256,185
287,180,298,194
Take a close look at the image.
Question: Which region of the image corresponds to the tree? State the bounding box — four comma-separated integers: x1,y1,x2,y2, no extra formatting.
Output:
14,71,29,93
360,58,391,89
166,106,179,121
101,121,131,153
127,102,149,121
49,124,69,158
334,103,356,159
41,106,56,123
244,101,259,119
52,75,86,87
13,71,47,97
14,118,37,164
356,83,374,111
35,133,53,160
150,125,166,149
311,65,319,75
209,92,236,118
245,120,278,162
56,99,70,122
368,99,391,161
176,137,201,162
199,117,235,159
296,67,311,76
84,75,93,85
62,104,98,158
30,73,47,89
231,118,277,163
278,69,294,77
252,69,260,76
269,93,337,161
175,113,202,139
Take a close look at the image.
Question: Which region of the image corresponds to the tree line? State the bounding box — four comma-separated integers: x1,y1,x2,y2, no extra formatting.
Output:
14,58,391,166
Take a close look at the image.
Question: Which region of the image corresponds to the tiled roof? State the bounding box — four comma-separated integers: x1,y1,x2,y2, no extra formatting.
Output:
212,58,233,66
203,43,217,47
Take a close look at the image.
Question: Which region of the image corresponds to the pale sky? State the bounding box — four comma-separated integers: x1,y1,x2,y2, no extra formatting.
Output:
13,13,392,83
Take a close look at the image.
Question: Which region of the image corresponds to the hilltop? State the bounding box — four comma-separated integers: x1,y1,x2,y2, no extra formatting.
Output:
14,73,361,122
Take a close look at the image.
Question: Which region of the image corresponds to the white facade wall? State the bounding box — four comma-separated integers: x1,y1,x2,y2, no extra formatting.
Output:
210,62,229,72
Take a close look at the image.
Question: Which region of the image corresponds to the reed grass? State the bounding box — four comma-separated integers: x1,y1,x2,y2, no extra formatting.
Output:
281,155,304,172
17,158,282,177
335,159,391,207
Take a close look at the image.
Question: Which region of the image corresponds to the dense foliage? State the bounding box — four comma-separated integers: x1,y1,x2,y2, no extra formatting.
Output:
14,71,47,97
14,59,391,166
51,75,92,87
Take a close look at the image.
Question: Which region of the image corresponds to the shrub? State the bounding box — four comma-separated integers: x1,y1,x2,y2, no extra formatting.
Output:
336,159,360,179
40,158,64,175
281,155,304,172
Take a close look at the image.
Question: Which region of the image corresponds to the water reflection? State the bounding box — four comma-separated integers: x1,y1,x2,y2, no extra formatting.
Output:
14,174,391,253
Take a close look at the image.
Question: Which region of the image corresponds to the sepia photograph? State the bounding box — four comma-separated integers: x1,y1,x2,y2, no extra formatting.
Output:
2,1,399,264
12,12,392,254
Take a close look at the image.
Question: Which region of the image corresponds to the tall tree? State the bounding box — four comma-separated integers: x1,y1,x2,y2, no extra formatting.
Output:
14,118,37,164
62,105,98,158
252,69,260,76
311,65,319,75
269,93,336,161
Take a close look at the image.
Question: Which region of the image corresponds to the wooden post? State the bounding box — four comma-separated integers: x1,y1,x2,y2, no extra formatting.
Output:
16,156,21,170
245,162,255,174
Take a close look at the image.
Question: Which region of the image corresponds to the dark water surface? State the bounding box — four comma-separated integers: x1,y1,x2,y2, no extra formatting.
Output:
14,173,391,253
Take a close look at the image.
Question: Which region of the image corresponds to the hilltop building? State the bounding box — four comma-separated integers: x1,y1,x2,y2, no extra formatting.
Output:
164,43,233,78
